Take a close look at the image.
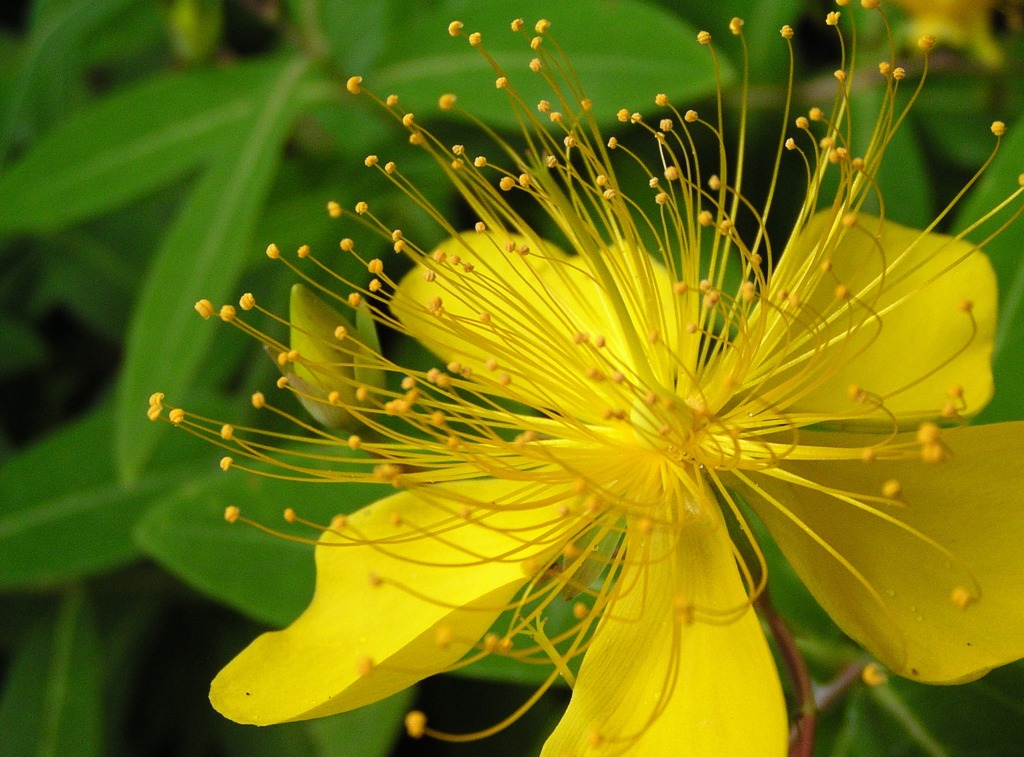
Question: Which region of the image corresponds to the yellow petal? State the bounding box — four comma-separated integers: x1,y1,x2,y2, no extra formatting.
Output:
392,232,681,418
542,518,786,756
742,422,1024,682
211,479,568,724
769,213,995,426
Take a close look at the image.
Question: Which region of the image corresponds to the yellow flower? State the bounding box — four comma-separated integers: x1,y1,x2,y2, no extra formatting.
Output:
154,7,1024,756
893,0,1004,65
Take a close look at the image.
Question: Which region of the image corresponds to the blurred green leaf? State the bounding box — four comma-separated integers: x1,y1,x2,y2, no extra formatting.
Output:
114,56,316,483
0,403,210,590
0,319,46,379
0,0,139,167
0,56,300,235
851,89,933,229
305,688,414,757
215,688,413,757
135,460,388,626
372,0,731,127
817,662,1024,756
952,118,1024,423
0,591,104,757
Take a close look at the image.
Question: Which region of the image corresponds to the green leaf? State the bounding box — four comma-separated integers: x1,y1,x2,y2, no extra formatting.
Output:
0,319,45,379
216,688,413,757
371,0,730,128
0,402,208,590
951,118,1024,423
304,688,414,757
114,56,315,483
817,663,1024,757
0,0,139,168
135,460,389,626
0,591,105,757
0,56,300,235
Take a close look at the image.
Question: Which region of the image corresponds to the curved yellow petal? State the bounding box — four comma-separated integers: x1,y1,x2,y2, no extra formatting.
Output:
767,213,995,426
542,519,786,756
392,232,681,418
211,478,568,724
743,423,1024,682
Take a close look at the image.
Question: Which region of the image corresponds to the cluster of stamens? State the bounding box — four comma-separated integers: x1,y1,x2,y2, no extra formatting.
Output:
152,3,1024,748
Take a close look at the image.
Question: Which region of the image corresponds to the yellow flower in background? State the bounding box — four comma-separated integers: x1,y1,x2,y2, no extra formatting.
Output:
893,0,1004,65
151,5,1024,756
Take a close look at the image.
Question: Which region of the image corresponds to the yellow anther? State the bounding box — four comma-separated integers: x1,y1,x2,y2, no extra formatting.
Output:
879,61,892,75
529,57,541,72
468,32,481,46
573,602,589,620
780,24,794,39
834,284,851,300
219,423,234,441
297,244,310,258
327,200,341,218
659,118,673,132
347,435,362,450
385,94,398,106
535,18,550,33
861,0,879,8
194,299,215,319
447,20,463,36
495,76,507,89
384,161,396,174
729,17,743,35
355,201,368,214
239,292,255,310
655,93,668,106
510,18,524,31
368,258,384,274
958,299,974,313
355,655,374,676
327,390,340,405
664,165,680,182
220,456,234,472
697,30,711,44
340,238,354,252
918,34,936,52
348,292,362,307
224,505,240,522
218,305,235,322
991,121,1007,137
826,11,841,26
345,76,362,94
893,67,905,80
499,176,516,191
861,663,888,687
251,391,265,409
809,107,824,121
882,479,901,499
434,625,455,650
283,507,297,523
168,408,184,424
439,93,457,110
951,586,974,610
405,710,427,739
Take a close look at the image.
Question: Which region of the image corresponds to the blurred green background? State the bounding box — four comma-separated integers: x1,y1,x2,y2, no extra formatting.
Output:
2,0,1024,755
